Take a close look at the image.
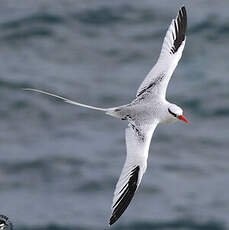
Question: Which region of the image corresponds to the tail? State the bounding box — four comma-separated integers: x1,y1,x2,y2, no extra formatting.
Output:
23,88,121,116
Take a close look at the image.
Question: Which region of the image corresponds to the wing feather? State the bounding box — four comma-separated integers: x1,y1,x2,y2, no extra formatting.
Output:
109,122,158,225
136,6,187,99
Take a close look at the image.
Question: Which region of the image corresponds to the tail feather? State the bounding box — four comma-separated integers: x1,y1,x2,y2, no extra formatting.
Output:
24,88,128,119
23,88,109,112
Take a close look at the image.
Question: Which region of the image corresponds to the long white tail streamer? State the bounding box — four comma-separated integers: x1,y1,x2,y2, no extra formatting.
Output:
23,88,109,111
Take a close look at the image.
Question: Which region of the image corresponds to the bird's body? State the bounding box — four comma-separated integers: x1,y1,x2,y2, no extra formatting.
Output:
25,6,189,225
107,98,173,124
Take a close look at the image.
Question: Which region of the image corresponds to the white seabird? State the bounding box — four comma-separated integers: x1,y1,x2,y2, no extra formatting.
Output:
25,6,188,225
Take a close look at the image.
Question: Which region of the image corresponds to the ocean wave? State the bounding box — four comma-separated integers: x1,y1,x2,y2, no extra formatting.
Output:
16,219,225,230
0,157,85,174
1,6,229,44
74,6,130,25
1,13,64,30
2,28,53,41
115,219,225,230
17,225,86,230
73,5,156,26
0,12,64,42
0,79,31,89
189,18,229,41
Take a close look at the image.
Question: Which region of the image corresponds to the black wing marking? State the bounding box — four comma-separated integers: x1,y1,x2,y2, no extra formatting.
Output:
170,6,187,54
136,73,164,97
130,124,145,142
109,166,140,225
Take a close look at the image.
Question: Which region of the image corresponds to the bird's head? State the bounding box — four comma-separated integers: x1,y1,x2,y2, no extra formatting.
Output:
168,104,188,124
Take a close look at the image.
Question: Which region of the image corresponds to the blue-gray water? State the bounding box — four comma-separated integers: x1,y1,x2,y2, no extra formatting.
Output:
0,0,229,229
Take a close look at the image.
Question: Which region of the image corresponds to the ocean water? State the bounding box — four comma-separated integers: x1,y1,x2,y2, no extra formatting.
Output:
0,0,229,229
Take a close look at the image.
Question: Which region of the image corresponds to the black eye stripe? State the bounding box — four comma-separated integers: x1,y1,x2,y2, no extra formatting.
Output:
168,108,177,117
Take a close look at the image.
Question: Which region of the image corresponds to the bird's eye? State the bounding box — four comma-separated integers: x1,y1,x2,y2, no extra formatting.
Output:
168,108,177,117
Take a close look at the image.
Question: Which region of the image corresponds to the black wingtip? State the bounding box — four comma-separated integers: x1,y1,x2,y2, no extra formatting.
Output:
180,6,187,28
109,216,115,226
180,6,186,15
109,211,118,225
170,5,187,54
109,166,140,225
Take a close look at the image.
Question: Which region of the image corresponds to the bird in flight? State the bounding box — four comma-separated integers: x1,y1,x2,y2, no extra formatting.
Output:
0,215,13,230
0,220,7,230
25,6,188,225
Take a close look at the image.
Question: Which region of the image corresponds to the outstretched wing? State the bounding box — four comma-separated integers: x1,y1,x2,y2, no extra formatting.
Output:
109,121,158,225
136,6,187,99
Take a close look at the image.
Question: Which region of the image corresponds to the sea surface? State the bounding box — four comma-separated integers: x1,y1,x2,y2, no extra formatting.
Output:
0,0,229,229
